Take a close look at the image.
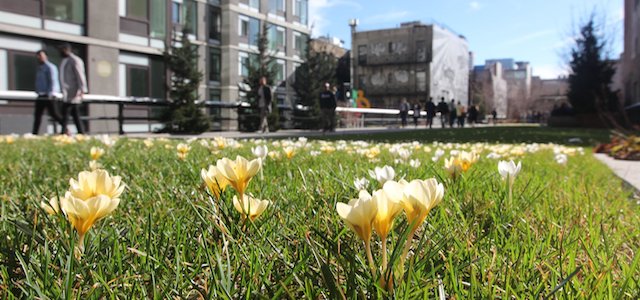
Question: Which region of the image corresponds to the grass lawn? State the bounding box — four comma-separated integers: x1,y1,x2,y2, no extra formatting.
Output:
0,131,638,299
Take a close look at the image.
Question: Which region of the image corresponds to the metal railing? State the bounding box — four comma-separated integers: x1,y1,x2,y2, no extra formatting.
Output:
0,90,418,134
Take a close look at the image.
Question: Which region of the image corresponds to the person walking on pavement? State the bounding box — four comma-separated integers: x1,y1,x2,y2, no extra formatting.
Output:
467,105,478,127
448,99,457,128
412,101,421,128
59,43,87,134
319,82,337,133
456,101,466,128
436,97,448,128
399,98,409,128
32,50,63,135
425,97,436,129
257,76,272,133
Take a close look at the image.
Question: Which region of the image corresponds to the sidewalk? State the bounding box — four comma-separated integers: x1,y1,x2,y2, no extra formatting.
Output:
594,153,640,192
125,123,530,140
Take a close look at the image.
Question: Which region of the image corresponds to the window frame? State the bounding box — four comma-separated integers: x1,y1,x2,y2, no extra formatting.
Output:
208,5,222,42
208,47,221,82
126,64,150,97
43,0,87,25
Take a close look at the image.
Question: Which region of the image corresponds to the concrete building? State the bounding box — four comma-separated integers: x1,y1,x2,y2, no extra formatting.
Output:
351,21,469,108
309,36,347,58
470,62,507,118
622,0,640,107
530,77,568,115
0,0,310,133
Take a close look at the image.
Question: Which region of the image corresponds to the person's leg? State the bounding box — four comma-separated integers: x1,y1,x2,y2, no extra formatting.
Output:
330,110,336,131
32,98,47,134
60,103,70,134
71,104,84,134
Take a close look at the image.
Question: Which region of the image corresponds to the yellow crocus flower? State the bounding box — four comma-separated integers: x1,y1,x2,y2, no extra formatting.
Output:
201,165,230,198
90,147,105,161
217,156,261,199
59,169,125,253
232,194,270,221
401,179,444,230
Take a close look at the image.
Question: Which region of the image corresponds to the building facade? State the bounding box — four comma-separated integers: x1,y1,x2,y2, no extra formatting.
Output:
470,62,507,118
623,0,640,107
351,21,468,108
0,0,310,133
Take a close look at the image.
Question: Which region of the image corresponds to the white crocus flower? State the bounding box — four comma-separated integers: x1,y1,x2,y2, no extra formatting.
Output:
498,160,521,184
252,145,268,159
409,159,421,168
354,177,370,190
555,153,568,165
368,165,395,185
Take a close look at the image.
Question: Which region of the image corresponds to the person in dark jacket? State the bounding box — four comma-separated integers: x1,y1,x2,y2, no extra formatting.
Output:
257,76,272,133
425,97,436,129
436,97,449,128
448,99,457,128
467,105,478,127
319,82,337,132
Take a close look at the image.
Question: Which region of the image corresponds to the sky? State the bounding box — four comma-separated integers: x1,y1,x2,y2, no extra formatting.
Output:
309,0,624,79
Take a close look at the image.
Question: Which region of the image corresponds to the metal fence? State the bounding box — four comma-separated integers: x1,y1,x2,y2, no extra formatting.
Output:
0,90,415,134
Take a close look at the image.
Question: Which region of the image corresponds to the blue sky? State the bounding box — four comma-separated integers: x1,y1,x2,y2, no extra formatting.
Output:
309,0,624,79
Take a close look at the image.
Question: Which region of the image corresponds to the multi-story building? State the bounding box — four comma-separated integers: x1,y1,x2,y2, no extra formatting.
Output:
0,0,310,133
470,62,507,118
623,0,640,107
351,21,469,108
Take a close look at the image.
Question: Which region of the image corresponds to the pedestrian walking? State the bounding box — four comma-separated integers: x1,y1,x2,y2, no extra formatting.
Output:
32,50,63,135
436,97,448,128
399,98,409,128
491,109,498,125
448,99,457,128
257,76,272,133
456,101,466,128
425,97,436,129
58,43,87,134
467,105,478,127
412,101,421,128
319,82,337,133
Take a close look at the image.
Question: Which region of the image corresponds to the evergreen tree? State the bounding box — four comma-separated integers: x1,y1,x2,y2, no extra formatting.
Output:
567,17,618,114
163,27,210,133
292,39,338,129
240,22,279,132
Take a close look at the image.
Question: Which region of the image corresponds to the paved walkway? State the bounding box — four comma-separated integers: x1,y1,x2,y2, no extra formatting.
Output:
124,123,531,140
594,153,640,193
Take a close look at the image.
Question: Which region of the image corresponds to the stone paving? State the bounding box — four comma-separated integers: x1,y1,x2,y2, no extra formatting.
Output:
594,153,640,193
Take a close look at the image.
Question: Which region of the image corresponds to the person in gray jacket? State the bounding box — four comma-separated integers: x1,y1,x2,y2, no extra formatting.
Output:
58,43,87,134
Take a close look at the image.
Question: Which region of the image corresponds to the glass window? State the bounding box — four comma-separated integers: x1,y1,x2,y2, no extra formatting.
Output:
184,0,198,35
239,17,249,37
127,0,148,20
294,0,307,24
239,52,250,76
249,0,260,10
268,24,285,50
269,0,285,12
275,60,285,82
208,6,221,41
248,17,260,46
172,1,181,24
209,48,221,82
10,52,37,91
150,58,165,98
294,32,307,52
150,0,166,38
45,0,86,24
128,66,149,97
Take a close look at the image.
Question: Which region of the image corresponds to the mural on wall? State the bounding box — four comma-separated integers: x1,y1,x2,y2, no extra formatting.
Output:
430,25,469,104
